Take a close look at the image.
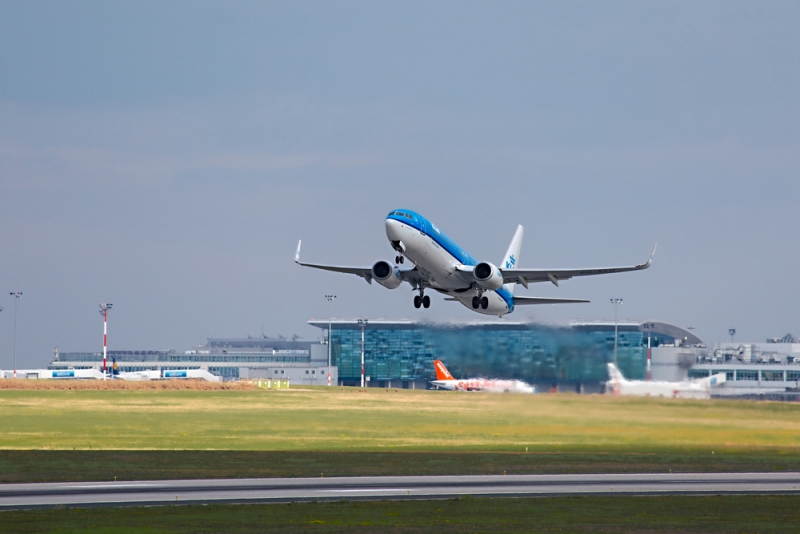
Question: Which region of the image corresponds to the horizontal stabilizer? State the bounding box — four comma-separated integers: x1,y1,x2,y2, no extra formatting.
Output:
513,296,590,305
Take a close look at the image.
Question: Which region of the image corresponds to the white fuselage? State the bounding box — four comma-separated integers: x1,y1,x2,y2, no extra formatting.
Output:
431,378,534,393
384,218,512,316
608,377,725,399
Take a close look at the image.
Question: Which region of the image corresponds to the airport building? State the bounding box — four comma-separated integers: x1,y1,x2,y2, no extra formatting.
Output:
309,319,700,391
50,336,336,385
689,335,800,397
48,319,800,397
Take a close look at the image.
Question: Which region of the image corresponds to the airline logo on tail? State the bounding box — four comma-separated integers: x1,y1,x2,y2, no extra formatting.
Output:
434,360,454,381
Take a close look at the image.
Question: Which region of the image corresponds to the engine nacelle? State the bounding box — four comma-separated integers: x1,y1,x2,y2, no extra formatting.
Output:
473,261,504,290
371,261,402,289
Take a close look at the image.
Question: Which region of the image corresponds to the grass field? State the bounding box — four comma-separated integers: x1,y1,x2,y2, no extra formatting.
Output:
1,385,799,483
5,495,800,533
2,385,799,450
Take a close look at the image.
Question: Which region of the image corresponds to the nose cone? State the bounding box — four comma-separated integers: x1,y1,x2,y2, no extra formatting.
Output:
385,218,403,241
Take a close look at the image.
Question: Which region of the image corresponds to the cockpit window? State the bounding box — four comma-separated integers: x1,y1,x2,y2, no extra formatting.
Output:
389,211,413,220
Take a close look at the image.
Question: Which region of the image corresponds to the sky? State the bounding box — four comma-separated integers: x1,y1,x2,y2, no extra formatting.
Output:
0,1,798,368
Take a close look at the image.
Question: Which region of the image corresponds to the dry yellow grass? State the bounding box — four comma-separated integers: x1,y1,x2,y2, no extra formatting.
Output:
0,386,798,451
0,379,257,391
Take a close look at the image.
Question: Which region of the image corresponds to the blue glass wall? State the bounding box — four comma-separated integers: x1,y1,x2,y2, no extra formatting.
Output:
331,323,652,385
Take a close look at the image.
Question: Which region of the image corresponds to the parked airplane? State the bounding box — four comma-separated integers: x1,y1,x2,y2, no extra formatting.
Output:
430,360,534,393
606,363,726,399
296,209,655,317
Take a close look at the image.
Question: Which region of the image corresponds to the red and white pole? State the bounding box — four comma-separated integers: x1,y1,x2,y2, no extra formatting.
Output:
358,318,367,388
99,303,112,380
103,308,108,379
360,322,365,388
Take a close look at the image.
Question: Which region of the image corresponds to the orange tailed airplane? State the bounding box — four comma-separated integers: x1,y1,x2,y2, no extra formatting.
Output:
431,360,535,393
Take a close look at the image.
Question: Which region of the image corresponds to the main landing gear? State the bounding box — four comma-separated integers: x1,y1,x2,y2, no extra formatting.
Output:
414,292,430,309
471,295,489,310
395,255,405,264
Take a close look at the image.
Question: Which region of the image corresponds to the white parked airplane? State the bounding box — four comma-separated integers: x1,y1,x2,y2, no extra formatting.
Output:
606,363,726,399
296,209,655,317
430,360,534,393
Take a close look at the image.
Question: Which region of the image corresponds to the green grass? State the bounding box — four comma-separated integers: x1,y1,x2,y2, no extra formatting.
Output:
1,387,799,483
4,495,800,533
2,448,800,483
2,387,799,450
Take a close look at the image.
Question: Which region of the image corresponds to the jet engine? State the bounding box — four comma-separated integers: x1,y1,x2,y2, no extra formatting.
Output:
371,261,402,289
473,261,504,290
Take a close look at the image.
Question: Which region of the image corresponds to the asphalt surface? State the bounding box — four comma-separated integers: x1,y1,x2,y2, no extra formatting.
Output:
2,472,799,509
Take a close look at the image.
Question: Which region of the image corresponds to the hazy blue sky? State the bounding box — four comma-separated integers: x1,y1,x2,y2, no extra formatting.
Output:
1,1,798,368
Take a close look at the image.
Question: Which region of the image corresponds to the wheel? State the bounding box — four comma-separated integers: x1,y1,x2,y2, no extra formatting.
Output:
481,296,489,309
472,296,480,309
422,295,431,308
413,295,421,308
395,256,400,264
400,256,404,264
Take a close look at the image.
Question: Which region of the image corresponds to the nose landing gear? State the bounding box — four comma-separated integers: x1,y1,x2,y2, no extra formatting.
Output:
395,256,405,264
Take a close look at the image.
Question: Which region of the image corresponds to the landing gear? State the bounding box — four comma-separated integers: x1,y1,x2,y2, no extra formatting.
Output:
414,290,430,309
472,295,490,309
395,256,405,264
472,294,489,310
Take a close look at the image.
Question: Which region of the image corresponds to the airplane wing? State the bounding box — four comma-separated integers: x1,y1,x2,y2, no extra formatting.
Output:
513,296,590,305
501,245,656,288
294,240,422,286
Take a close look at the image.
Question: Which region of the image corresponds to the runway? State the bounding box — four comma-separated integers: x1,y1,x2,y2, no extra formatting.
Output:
2,472,799,510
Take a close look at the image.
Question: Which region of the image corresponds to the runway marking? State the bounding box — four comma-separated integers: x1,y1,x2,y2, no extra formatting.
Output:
324,489,407,492
63,484,162,489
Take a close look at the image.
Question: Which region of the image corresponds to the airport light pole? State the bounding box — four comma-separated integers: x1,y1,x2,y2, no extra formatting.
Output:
610,298,622,367
325,294,336,386
10,292,22,378
357,318,368,388
643,322,654,381
728,328,736,343
99,304,113,380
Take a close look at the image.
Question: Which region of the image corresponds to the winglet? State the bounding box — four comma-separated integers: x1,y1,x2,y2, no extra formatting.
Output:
639,244,657,269
295,240,302,264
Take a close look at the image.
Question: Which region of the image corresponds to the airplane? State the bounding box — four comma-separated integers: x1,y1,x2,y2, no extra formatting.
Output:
295,209,655,317
430,360,534,393
606,363,726,399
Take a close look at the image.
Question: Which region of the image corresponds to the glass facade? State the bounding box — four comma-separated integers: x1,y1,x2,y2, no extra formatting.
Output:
318,321,679,386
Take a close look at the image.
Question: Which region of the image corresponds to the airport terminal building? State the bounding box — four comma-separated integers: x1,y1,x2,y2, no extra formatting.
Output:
49,320,698,389
47,320,800,397
51,336,336,385
310,319,701,391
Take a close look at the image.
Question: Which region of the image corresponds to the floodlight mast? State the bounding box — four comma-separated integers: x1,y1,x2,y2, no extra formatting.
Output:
610,299,623,366
729,328,736,343
357,318,368,388
325,294,336,386
643,322,654,381
99,304,113,380
9,292,22,378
